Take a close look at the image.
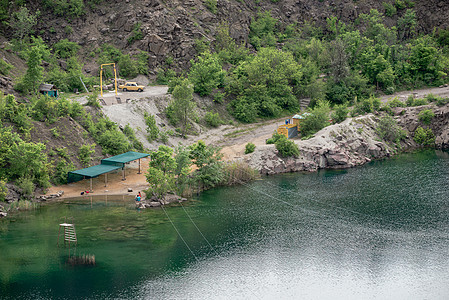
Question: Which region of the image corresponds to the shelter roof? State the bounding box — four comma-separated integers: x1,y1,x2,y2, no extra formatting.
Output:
68,164,121,179
101,151,150,165
39,83,57,91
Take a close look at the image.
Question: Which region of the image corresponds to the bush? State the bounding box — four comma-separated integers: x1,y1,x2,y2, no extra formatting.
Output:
204,0,217,14
300,100,331,137
0,59,12,75
414,126,435,146
436,97,449,106
387,97,405,108
331,104,349,123
383,2,397,16
53,39,80,59
17,176,35,199
0,177,7,202
413,98,429,106
189,51,225,96
97,130,129,155
52,159,74,185
275,136,300,157
144,112,159,141
245,142,256,154
418,109,435,125
376,115,406,143
266,132,284,144
204,111,222,127
78,144,95,167
86,92,101,108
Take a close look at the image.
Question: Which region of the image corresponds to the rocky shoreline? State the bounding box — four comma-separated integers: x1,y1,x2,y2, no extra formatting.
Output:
245,103,449,175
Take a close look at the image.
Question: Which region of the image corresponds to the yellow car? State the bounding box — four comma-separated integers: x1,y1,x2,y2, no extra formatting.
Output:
119,82,145,92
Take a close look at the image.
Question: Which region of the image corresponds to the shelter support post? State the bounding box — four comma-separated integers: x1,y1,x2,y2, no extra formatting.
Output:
122,167,126,181
105,173,107,187
138,158,141,174
90,178,93,192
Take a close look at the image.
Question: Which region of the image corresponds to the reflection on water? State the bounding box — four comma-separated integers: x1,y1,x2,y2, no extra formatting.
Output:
1,150,449,299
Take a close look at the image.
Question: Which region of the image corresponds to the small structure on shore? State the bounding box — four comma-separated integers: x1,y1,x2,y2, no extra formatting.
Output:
39,83,59,97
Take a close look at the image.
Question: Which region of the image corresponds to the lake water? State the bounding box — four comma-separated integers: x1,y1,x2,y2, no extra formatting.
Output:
1,150,449,299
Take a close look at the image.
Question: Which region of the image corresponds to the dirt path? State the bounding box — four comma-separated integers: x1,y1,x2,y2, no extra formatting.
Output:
51,85,448,199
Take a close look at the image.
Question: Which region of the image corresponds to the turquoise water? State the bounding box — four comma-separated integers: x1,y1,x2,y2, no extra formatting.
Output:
1,150,449,299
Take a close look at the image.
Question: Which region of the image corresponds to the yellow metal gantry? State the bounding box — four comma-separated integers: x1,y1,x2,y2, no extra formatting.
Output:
100,63,118,97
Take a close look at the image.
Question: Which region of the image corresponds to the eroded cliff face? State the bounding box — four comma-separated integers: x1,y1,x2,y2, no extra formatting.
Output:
246,103,449,175
17,0,449,74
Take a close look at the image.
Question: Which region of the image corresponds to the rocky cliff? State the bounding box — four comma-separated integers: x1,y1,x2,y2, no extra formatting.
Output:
247,103,449,175
15,0,449,74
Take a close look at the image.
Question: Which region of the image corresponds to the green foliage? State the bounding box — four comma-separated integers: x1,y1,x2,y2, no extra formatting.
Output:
215,22,249,65
118,54,138,78
171,78,195,137
78,143,95,167
376,115,406,143
19,40,45,94
146,146,176,197
418,109,435,125
300,100,331,137
275,135,300,157
266,132,284,144
0,94,32,132
127,22,143,45
86,91,101,108
249,11,278,49
245,142,256,154
0,127,50,188
156,68,177,85
406,95,428,107
0,177,7,202
0,59,12,76
123,124,143,151
331,104,349,123
52,159,74,185
136,51,149,75
53,39,80,59
144,112,159,142
204,0,217,14
352,96,381,116
17,176,35,198
229,48,302,121
97,130,129,155
383,2,397,17
9,6,38,40
409,36,446,85
189,140,224,189
386,97,406,108
413,126,435,146
189,51,225,96
398,9,417,40
204,111,222,127
42,0,84,18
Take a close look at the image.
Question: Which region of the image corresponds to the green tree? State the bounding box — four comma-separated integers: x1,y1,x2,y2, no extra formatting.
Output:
397,9,416,40
189,140,224,189
171,79,195,138
189,51,225,96
144,112,159,141
249,11,278,49
300,100,331,137
146,145,177,198
53,39,80,59
418,109,435,125
78,144,96,167
275,136,300,157
21,42,45,94
9,6,38,41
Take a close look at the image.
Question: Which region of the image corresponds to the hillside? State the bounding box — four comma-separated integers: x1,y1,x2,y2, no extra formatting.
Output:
1,0,449,209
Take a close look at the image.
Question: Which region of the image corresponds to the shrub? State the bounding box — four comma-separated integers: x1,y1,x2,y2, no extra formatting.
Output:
127,22,143,44
221,161,259,185
86,92,101,108
418,109,434,125
78,144,95,167
414,126,435,146
144,112,159,141
0,59,12,75
204,0,217,14
52,159,75,185
300,100,331,137
53,39,80,58
189,51,225,96
97,130,129,155
436,97,449,106
331,104,349,123
204,111,222,127
383,2,397,16
275,136,300,157
245,142,256,154
413,98,429,106
0,177,7,202
266,132,285,144
376,115,406,143
17,176,35,199
387,97,405,108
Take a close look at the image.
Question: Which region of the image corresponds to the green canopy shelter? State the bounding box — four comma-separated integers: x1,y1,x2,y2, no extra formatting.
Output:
68,164,122,191
101,151,150,180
